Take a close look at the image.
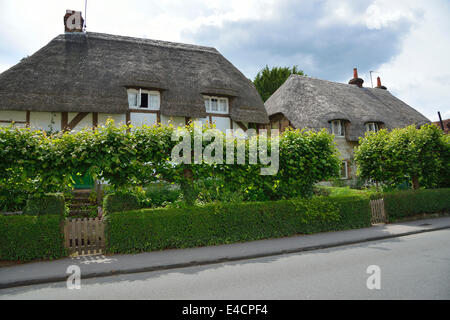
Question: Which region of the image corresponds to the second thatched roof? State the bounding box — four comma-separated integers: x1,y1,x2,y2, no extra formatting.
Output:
0,32,268,124
265,75,430,140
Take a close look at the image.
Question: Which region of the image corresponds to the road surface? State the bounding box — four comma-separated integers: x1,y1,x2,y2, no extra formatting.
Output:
1,229,449,299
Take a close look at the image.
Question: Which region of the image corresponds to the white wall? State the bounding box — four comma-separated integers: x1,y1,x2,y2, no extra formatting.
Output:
69,112,93,132
0,110,27,121
0,110,27,128
211,117,231,131
98,113,126,127
131,113,158,127
30,112,61,132
1,111,246,135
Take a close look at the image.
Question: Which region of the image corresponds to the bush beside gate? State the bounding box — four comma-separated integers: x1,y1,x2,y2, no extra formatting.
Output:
2,189,449,262
384,188,450,222
0,215,66,261
106,195,372,254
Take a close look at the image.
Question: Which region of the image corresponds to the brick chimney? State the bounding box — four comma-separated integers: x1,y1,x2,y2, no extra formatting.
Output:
375,76,387,90
348,68,364,88
64,10,84,33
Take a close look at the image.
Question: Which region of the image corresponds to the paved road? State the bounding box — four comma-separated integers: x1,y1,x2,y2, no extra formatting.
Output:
1,229,449,300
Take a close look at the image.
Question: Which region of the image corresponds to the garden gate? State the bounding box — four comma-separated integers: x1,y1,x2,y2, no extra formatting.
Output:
64,217,106,256
370,198,386,224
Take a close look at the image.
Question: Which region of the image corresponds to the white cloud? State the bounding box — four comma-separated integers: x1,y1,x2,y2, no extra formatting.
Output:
364,0,422,30
376,0,450,121
0,0,449,121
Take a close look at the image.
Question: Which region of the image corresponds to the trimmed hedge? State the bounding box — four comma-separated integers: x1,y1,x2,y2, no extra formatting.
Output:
103,193,140,215
106,196,371,254
0,215,66,261
384,188,450,221
24,193,65,216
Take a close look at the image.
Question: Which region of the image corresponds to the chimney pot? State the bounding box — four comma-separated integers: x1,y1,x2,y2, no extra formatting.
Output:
64,10,84,33
349,67,364,88
375,76,387,90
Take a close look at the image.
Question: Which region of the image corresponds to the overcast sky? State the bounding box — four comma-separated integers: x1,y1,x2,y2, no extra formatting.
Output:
0,0,449,121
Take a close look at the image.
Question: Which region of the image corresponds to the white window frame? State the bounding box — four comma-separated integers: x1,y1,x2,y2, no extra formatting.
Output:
340,161,349,180
330,120,345,137
128,89,160,111
365,122,379,133
204,96,229,115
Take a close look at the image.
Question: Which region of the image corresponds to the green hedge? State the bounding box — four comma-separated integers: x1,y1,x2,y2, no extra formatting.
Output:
24,193,65,216
0,215,66,261
384,188,450,221
103,193,140,215
106,196,371,254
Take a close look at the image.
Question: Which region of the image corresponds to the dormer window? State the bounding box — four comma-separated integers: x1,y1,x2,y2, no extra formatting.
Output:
330,120,345,137
365,122,379,133
128,89,160,110
204,96,229,114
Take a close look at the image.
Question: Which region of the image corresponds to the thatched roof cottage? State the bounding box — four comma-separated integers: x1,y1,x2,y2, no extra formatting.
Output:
0,32,268,132
264,69,430,182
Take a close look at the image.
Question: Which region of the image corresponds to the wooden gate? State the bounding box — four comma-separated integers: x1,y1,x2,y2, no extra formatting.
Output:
370,198,386,224
64,217,105,256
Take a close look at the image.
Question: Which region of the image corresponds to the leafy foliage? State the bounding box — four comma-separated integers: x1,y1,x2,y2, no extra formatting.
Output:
0,167,33,212
103,192,141,215
384,188,450,222
0,215,66,261
0,122,340,209
253,65,306,102
143,183,182,208
106,195,371,254
354,124,450,189
24,193,66,216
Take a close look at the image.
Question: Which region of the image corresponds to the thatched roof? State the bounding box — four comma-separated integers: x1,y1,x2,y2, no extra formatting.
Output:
265,75,430,141
0,32,268,124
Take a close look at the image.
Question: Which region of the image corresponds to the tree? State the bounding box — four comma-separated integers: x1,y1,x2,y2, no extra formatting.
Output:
253,66,306,102
354,124,450,190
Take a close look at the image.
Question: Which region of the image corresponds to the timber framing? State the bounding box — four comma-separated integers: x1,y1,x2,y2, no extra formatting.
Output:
67,112,90,131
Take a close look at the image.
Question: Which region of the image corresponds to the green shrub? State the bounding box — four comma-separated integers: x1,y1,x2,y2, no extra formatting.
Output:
103,192,140,215
0,123,341,203
0,167,33,212
384,188,450,222
107,196,371,254
24,193,65,216
144,183,181,208
355,124,449,189
0,215,66,261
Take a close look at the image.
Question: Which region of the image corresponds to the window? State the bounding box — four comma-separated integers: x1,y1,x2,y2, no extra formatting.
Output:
340,161,348,179
128,89,160,110
365,122,379,133
330,120,345,136
204,96,229,114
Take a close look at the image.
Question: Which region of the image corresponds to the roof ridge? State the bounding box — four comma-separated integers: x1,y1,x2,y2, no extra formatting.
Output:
289,73,389,92
56,32,220,54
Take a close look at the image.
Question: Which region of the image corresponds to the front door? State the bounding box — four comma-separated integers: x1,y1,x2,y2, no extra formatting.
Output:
73,173,95,190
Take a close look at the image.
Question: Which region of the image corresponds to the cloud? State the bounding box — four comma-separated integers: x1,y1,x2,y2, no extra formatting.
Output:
183,0,416,81
376,0,450,121
0,0,448,121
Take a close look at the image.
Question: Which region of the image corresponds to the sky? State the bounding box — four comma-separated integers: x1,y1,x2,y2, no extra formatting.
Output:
0,0,449,121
